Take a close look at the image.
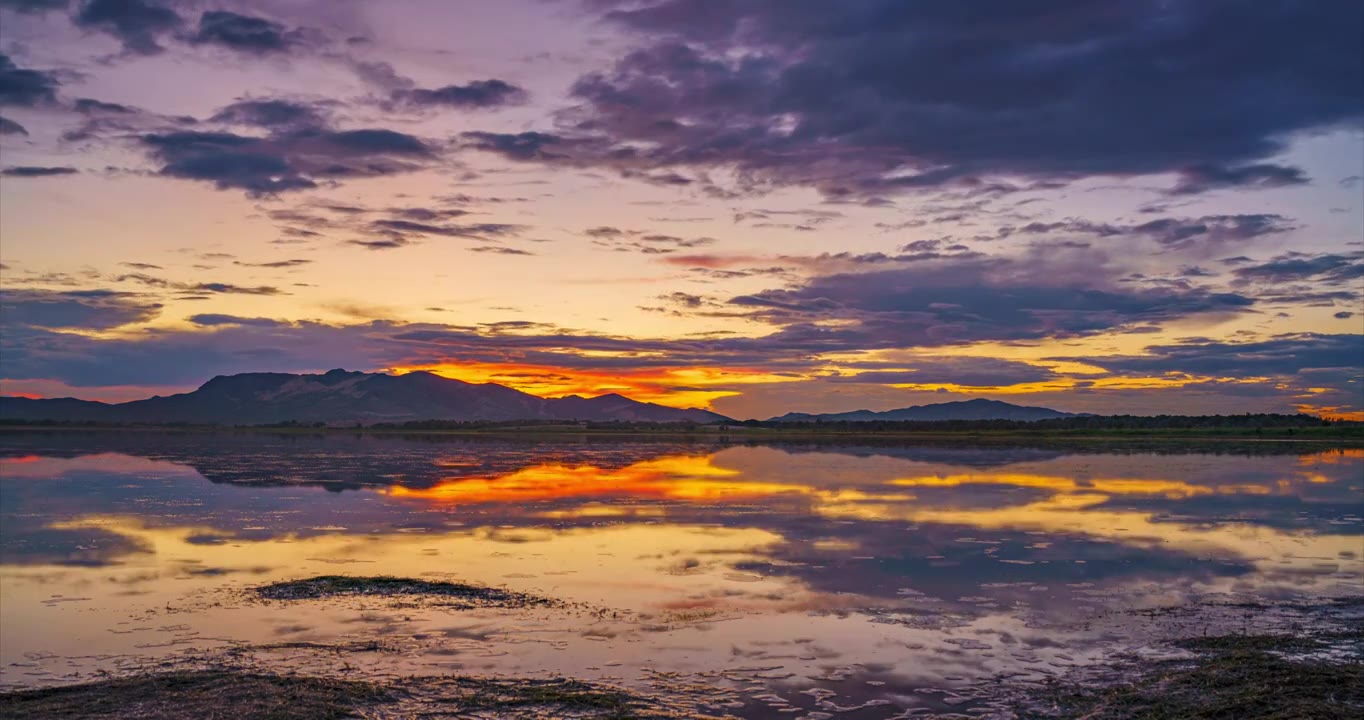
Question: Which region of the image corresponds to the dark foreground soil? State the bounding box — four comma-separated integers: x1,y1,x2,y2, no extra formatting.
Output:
0,671,694,719
1018,624,1364,719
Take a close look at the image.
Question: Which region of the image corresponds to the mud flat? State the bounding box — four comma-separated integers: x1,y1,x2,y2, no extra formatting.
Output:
0,670,700,719
1010,598,1364,719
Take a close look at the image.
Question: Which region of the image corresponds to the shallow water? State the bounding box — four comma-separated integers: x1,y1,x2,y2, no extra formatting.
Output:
1,430,1360,717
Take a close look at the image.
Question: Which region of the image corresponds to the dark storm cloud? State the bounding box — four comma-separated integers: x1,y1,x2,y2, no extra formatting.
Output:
1008,214,1295,251
0,312,1346,401
496,0,1364,196
209,99,328,130
725,250,1254,348
60,95,196,144
189,10,305,55
188,314,287,327
72,97,134,114
824,357,1059,387
390,79,528,110
138,127,434,196
1,166,78,176
73,0,183,55
1075,334,1364,378
0,288,161,329
0,320,397,387
0,116,28,134
0,0,70,12
1231,252,1364,286
0,53,59,107
460,130,596,162
1168,163,1311,196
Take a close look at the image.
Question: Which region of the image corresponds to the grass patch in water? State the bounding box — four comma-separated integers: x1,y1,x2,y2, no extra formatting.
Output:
254,574,554,608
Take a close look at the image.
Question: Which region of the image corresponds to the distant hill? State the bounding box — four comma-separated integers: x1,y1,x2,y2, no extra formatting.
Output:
0,369,730,425
768,398,1083,423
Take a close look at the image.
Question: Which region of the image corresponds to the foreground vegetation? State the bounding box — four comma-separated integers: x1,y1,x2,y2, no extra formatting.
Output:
254,575,556,609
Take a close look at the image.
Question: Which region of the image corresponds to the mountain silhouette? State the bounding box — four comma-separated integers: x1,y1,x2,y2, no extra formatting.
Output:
0,369,729,425
768,398,1082,422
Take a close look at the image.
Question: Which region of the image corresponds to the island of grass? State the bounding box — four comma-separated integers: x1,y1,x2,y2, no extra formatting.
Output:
254,575,557,609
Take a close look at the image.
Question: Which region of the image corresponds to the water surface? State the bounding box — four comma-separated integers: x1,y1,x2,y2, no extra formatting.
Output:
1,431,1360,716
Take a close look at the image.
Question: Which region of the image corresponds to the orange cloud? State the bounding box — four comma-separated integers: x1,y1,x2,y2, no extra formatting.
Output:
1295,403,1364,422
388,360,799,409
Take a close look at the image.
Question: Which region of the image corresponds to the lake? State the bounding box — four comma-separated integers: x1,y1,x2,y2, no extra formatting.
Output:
1,430,1360,717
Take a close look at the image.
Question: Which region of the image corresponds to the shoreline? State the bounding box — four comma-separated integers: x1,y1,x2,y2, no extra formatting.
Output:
3,592,1359,719
2,422,1361,444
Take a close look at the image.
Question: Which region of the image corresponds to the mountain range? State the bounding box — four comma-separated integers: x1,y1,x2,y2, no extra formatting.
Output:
767,398,1083,422
0,370,1088,426
0,369,728,425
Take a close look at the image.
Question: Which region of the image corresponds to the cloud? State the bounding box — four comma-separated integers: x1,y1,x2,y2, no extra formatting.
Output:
72,97,133,114
1231,252,1364,286
1169,163,1311,195
0,53,59,107
0,319,399,387
0,288,162,329
390,79,527,110
348,58,415,92
1075,334,1363,379
1008,214,1295,251
138,127,435,196
188,10,306,55
368,219,526,244
585,227,717,254
468,245,534,255
115,272,286,295
460,130,594,162
724,249,1254,349
1,165,78,176
73,0,183,55
209,99,328,130
347,238,411,250
232,259,311,268
825,357,1059,387
187,314,287,327
476,0,1363,197
0,115,28,134
0,0,71,12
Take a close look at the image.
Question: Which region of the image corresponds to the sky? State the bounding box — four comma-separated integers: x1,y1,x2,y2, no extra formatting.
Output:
0,0,1361,420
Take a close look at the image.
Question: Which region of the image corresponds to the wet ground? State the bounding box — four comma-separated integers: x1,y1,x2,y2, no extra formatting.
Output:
1,431,1360,717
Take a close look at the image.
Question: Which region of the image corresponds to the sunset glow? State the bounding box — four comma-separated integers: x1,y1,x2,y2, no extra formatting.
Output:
0,0,1358,419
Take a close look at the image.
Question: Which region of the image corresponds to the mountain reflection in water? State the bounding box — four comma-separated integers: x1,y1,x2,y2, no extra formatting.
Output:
1,431,1360,716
